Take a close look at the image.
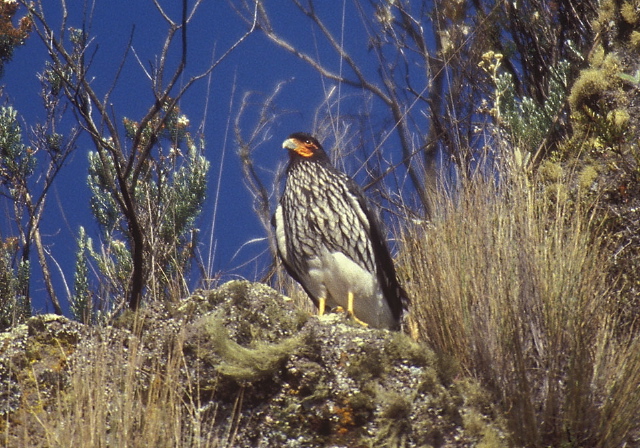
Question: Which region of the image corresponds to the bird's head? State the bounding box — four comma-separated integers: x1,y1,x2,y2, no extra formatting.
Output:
282,133,329,161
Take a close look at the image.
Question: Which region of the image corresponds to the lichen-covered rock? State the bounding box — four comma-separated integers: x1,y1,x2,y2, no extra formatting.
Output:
0,314,85,443
0,281,510,447
181,280,508,447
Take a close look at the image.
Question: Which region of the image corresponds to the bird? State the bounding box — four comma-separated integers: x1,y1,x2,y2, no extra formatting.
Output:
273,132,408,330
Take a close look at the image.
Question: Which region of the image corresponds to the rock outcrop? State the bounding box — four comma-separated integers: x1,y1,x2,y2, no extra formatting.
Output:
0,280,508,447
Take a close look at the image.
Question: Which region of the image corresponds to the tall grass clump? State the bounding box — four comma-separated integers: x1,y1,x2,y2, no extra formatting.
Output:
400,163,640,447
23,323,226,448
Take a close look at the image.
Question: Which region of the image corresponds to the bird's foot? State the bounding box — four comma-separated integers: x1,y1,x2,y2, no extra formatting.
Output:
334,306,369,328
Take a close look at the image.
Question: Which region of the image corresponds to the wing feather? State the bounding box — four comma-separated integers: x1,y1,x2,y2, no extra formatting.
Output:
343,177,409,322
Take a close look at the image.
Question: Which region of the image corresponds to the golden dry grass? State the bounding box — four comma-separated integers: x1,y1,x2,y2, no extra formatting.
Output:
17,323,227,448
399,168,640,446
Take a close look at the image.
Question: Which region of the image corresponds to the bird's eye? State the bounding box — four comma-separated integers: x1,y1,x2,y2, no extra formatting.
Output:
304,140,311,144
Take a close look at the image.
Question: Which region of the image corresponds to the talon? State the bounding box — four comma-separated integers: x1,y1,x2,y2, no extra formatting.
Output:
348,311,369,327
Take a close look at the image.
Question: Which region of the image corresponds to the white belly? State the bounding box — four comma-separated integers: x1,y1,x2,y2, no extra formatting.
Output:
302,250,396,329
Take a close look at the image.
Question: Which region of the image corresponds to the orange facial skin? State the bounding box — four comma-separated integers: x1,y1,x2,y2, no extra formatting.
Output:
282,136,319,158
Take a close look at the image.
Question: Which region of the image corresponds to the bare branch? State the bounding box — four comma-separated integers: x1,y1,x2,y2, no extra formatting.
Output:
235,81,291,239
23,0,257,310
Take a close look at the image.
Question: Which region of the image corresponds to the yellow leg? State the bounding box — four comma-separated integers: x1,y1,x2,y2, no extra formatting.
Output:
347,291,355,315
347,291,368,327
318,297,326,316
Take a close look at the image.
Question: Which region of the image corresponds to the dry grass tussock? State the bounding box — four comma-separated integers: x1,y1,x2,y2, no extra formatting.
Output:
24,323,228,448
399,168,640,446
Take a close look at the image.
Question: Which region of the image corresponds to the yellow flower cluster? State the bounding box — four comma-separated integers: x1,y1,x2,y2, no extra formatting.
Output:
477,51,503,78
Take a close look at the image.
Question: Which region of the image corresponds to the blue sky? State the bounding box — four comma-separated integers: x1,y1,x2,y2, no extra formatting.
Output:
2,1,400,314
